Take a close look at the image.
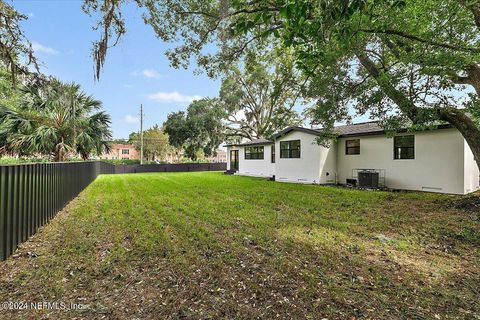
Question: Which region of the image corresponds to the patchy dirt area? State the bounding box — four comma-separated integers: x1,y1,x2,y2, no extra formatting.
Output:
0,173,478,319
448,195,480,213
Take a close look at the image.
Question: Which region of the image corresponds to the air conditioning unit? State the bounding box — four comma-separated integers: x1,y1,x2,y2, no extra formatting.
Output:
358,171,379,188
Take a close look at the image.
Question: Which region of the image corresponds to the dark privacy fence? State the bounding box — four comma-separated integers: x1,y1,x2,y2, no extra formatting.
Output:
113,162,227,174
0,161,115,261
0,161,225,261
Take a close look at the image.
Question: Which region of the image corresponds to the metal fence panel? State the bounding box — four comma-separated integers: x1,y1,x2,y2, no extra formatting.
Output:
0,161,115,261
113,163,226,174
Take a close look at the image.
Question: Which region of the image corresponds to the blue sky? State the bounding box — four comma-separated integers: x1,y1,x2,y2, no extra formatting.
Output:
13,0,221,139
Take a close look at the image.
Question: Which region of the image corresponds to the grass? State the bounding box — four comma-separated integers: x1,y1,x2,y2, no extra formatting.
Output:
0,172,478,319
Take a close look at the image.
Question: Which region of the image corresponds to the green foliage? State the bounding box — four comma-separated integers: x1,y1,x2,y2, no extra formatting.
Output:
0,0,40,82
0,156,51,165
130,125,176,162
0,78,112,161
0,68,21,109
221,0,480,134
110,138,129,144
164,99,225,160
101,159,141,165
220,48,305,140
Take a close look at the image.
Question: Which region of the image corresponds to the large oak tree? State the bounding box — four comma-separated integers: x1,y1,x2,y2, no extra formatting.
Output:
220,48,305,140
85,0,480,170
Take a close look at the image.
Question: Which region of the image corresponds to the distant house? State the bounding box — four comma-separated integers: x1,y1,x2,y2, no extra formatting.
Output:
100,144,139,160
225,121,480,195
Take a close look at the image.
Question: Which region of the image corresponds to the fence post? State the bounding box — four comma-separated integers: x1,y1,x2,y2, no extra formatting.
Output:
0,167,7,260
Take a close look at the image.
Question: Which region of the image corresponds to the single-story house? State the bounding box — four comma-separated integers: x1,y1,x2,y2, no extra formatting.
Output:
225,121,480,195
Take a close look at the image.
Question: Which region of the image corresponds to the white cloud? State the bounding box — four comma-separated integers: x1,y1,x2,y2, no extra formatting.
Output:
148,91,202,103
123,115,139,124
27,12,35,18
31,41,59,55
142,69,161,78
131,69,162,79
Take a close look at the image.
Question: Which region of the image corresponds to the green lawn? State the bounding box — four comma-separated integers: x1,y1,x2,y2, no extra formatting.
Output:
0,172,478,319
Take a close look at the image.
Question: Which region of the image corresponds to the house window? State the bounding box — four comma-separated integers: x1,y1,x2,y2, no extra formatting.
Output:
271,145,275,163
245,146,264,160
394,135,415,159
280,140,301,158
345,139,360,155
122,149,129,155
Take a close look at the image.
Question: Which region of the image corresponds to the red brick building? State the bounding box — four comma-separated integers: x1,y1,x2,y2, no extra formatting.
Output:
100,144,139,160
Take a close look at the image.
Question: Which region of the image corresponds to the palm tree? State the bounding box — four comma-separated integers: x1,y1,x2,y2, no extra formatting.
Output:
0,78,112,161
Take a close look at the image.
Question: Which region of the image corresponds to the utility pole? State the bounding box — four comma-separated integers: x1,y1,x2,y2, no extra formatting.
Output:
140,104,144,165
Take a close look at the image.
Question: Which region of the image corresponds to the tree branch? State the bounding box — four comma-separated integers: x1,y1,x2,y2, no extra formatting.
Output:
359,28,480,53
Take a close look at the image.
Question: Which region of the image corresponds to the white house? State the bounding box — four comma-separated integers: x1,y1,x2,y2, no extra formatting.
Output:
226,121,480,195
226,139,275,178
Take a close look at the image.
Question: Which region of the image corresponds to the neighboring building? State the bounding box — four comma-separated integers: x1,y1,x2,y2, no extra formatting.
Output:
100,144,139,160
225,121,480,195
206,149,227,163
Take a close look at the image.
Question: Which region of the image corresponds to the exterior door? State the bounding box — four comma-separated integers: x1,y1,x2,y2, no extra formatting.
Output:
230,150,239,171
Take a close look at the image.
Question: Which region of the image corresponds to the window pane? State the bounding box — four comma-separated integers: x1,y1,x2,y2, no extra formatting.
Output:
291,140,300,150
406,148,414,159
395,135,414,148
291,149,300,158
280,150,289,158
346,139,360,147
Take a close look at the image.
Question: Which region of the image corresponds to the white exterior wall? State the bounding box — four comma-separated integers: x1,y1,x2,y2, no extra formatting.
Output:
274,131,336,184
237,144,275,177
464,141,480,194
337,128,466,194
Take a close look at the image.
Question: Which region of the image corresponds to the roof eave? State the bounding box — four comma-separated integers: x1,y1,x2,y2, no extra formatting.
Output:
273,126,322,139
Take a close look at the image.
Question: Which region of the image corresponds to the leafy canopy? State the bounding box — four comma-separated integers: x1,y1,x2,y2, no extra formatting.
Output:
164,98,225,160
220,47,305,140
130,125,175,162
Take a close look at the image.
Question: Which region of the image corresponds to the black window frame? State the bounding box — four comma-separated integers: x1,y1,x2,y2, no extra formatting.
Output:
245,146,264,160
121,149,130,155
394,135,415,160
345,139,360,155
271,145,275,163
280,140,301,158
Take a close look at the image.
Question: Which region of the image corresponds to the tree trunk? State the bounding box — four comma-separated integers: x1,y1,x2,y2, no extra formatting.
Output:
438,108,480,170
356,52,480,171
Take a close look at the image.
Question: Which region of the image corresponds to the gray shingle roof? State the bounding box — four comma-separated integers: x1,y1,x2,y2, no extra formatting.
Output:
334,121,383,136
225,138,274,147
